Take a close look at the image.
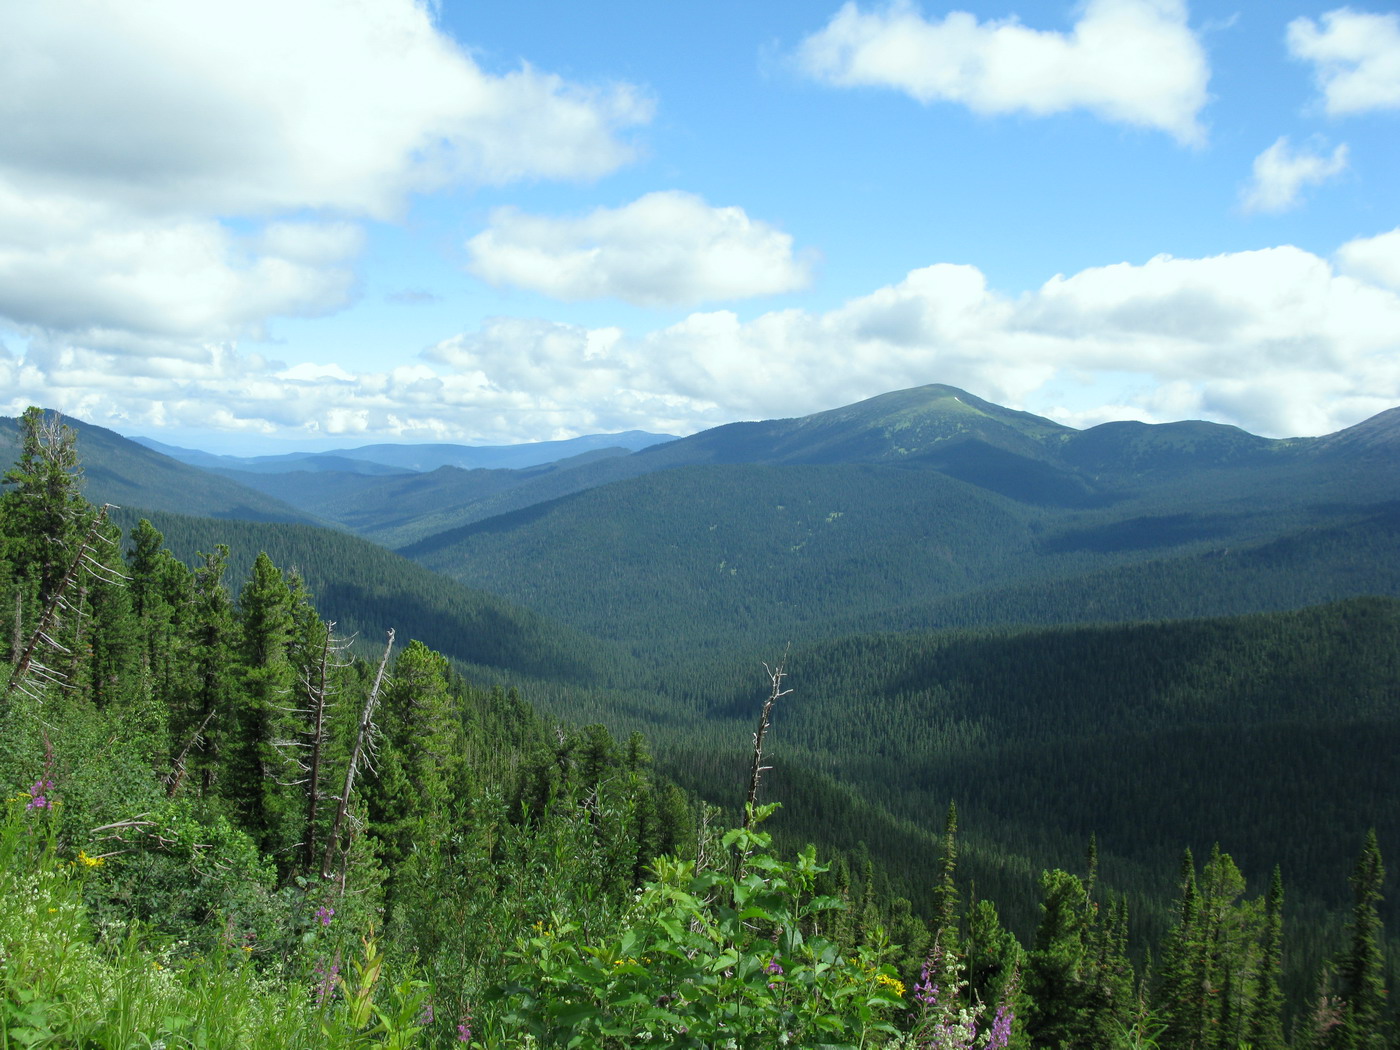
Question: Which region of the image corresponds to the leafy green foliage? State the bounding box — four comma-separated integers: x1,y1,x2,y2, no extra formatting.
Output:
501,809,907,1049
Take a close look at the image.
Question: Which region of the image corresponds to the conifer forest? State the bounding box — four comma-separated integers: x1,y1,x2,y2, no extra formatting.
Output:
3,398,1400,1049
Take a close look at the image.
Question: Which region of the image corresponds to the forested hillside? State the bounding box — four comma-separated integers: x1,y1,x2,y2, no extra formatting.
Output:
106,507,614,685
4,403,1400,1048
0,414,322,525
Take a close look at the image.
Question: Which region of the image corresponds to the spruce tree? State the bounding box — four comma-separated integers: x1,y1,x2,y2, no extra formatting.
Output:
1249,866,1287,1050
933,801,960,955
1335,830,1387,1049
1158,848,1200,1050
1026,868,1090,1048
228,552,296,854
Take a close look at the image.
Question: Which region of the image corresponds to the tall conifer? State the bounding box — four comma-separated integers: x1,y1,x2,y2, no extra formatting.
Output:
1249,865,1287,1050
1335,830,1387,1049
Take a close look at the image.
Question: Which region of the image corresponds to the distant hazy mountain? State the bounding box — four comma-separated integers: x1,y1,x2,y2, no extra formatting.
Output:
132,430,677,474
1,413,324,525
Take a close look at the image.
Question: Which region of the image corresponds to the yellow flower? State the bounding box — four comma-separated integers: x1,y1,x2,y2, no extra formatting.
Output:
74,850,104,868
874,973,906,998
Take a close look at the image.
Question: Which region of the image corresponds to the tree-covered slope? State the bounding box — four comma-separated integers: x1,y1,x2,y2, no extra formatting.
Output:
110,507,613,684
757,597,1400,904
400,462,1054,651
213,447,643,548
0,412,322,524
399,447,1400,660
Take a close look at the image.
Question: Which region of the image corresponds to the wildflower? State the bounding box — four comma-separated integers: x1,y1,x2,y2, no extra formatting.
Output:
988,1004,1015,1050
765,958,784,976
457,1009,473,1043
875,972,906,998
25,779,54,811
315,905,335,926
312,953,341,1007
74,850,105,868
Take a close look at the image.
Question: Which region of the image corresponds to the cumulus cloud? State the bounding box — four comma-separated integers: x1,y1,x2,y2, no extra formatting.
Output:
0,0,650,218
0,186,362,344
1239,137,1349,214
1336,227,1400,291
1288,8,1400,115
796,0,1210,144
0,0,649,358
7,238,1398,443
465,192,813,307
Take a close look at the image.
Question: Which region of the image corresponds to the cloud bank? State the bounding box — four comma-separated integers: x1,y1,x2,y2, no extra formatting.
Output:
6,236,1398,444
797,0,1210,144
0,0,650,359
466,192,813,307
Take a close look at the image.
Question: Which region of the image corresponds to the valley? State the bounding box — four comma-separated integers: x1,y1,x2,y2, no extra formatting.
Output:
4,384,1399,1039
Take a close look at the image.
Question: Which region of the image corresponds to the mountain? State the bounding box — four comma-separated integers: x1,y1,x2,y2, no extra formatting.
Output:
1,412,324,524
133,429,676,473
208,446,645,548
1311,404,1400,460
392,387,1400,662
146,383,1398,546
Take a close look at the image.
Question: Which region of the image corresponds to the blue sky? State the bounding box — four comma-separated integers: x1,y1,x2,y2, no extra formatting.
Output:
1,0,1397,452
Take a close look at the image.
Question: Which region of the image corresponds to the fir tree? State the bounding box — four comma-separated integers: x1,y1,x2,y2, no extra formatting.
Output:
1249,865,1287,1050
1158,848,1201,1050
1026,868,1090,1048
934,801,961,955
0,408,89,603
1334,830,1387,1049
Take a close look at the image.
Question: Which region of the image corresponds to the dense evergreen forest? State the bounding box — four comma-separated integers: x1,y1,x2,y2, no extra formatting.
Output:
3,405,1399,1048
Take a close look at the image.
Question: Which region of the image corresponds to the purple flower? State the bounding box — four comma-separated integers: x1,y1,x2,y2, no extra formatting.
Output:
456,1022,472,1043
988,1005,1014,1050
765,958,784,976
315,906,335,926
312,954,341,1007
25,779,54,811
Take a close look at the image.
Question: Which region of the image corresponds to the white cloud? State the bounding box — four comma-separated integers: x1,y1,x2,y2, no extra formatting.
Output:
0,0,649,359
8,238,1397,444
1288,8,1400,116
0,0,650,218
797,0,1210,144
465,192,813,307
1337,227,1400,291
0,188,360,346
1240,137,1349,214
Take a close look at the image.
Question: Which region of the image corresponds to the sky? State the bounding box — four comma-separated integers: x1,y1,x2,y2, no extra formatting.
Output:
1,0,1398,453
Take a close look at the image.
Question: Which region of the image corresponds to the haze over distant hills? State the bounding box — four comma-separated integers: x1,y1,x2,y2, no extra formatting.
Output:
132,430,676,474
